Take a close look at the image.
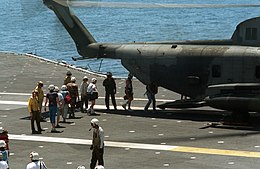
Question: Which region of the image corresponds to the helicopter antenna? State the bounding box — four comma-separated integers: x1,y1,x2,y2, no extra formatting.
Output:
98,59,104,73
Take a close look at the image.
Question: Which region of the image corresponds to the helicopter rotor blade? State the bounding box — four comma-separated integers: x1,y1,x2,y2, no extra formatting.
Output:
68,1,260,9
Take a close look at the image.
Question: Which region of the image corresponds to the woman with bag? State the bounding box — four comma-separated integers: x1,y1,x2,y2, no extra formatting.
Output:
122,74,134,111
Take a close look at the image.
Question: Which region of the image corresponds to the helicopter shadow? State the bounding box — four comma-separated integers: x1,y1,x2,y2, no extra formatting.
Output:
96,108,260,131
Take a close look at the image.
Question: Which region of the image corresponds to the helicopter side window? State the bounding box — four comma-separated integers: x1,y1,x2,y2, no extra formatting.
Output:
255,66,260,79
245,28,257,40
212,65,221,78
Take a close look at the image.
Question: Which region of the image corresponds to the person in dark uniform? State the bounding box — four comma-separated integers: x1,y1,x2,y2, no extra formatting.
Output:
144,82,158,112
102,72,117,110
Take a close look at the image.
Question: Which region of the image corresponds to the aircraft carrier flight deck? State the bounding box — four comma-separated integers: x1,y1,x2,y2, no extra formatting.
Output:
1,52,260,169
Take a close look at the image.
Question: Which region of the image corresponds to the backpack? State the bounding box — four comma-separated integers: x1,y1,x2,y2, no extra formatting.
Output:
64,93,71,104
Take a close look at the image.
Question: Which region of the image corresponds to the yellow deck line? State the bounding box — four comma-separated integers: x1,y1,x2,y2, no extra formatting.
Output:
172,146,260,158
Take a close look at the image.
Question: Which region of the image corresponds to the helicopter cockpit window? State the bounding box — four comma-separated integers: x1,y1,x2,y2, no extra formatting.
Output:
255,66,260,79
212,65,221,78
245,28,257,40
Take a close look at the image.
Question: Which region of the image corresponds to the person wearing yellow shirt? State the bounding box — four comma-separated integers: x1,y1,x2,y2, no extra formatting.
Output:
28,90,43,134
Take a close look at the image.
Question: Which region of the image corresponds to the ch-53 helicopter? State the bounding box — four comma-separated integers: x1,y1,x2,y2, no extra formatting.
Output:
44,0,260,123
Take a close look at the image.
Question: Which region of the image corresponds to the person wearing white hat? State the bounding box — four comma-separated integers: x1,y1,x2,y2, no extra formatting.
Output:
80,76,89,113
60,85,70,122
77,165,86,169
95,165,105,169
90,118,104,169
26,151,47,169
54,86,65,128
44,84,62,133
0,140,8,166
86,78,98,115
0,152,8,169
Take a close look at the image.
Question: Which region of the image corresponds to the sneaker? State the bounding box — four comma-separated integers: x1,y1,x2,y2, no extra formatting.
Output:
51,129,59,133
32,131,42,134
122,104,126,110
32,131,38,134
55,125,65,128
86,109,91,115
90,109,95,114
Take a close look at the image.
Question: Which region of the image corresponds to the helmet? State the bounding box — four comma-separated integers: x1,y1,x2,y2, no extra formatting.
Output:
48,84,55,91
71,77,76,82
77,166,86,169
91,78,97,83
83,76,88,80
30,151,39,161
106,72,112,76
95,165,105,169
66,71,72,76
0,140,6,148
61,85,67,91
91,118,99,126
54,86,59,92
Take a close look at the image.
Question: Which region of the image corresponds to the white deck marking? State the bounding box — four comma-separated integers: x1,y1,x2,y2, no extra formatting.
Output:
0,92,31,96
0,96,174,110
0,92,174,102
0,100,28,106
9,134,176,151
0,100,143,110
9,134,260,158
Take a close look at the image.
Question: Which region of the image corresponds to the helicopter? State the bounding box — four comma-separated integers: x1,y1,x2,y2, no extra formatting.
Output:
43,0,260,123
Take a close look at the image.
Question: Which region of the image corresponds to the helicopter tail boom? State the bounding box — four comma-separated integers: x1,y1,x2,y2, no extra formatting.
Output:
43,0,96,56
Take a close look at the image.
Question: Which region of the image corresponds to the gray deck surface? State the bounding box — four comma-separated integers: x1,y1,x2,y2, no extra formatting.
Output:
1,52,260,169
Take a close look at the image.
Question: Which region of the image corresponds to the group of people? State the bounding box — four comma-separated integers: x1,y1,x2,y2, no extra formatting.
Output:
27,70,100,134
103,72,158,112
25,70,158,169
65,71,99,116
28,70,159,134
